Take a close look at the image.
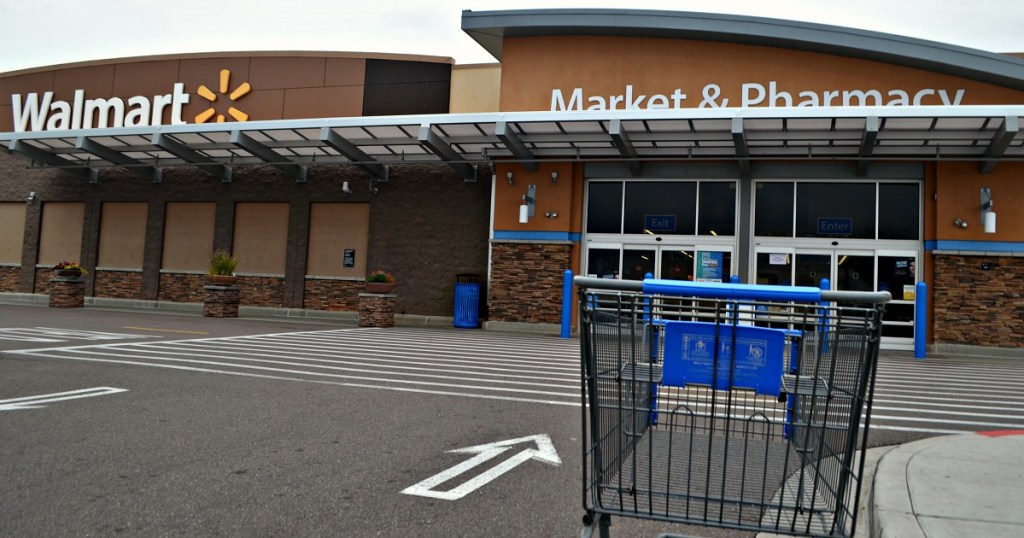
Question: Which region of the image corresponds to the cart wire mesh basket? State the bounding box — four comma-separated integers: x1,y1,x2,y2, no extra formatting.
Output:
576,277,889,538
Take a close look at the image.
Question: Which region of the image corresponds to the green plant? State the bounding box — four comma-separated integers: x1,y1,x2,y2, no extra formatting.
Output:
366,270,395,283
209,250,239,276
53,260,87,275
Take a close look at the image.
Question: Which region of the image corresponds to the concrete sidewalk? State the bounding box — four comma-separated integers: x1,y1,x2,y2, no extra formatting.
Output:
870,430,1024,538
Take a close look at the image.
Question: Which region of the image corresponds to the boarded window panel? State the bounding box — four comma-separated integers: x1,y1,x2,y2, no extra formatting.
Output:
307,203,369,278
233,202,288,275
97,202,147,269
162,202,215,272
37,202,85,266
0,203,27,264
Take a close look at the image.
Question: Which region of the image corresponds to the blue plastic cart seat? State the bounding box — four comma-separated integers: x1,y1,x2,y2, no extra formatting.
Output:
662,320,786,397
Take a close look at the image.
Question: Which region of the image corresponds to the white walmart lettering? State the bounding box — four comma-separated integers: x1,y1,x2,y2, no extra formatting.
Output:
12,83,190,132
551,82,966,111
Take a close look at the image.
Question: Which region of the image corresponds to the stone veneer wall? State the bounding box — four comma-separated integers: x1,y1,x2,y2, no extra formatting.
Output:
237,275,285,308
93,270,144,300
0,266,18,292
158,273,207,303
32,267,51,294
0,157,490,318
933,254,1024,348
303,279,363,311
489,242,573,324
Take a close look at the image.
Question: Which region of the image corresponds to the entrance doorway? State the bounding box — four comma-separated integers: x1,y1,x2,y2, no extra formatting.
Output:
586,243,733,282
754,247,918,349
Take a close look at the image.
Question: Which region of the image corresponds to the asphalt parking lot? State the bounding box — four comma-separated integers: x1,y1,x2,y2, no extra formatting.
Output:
1,304,734,537
4,303,1022,537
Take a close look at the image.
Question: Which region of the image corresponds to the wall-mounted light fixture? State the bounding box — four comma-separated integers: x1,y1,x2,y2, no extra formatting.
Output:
981,187,996,234
551,171,558,184
953,217,968,229
507,171,514,185
369,179,380,194
25,191,36,203
341,181,352,194
545,211,558,219
519,184,536,224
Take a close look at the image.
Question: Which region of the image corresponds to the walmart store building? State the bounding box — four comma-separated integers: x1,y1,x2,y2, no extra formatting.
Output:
1,9,1023,354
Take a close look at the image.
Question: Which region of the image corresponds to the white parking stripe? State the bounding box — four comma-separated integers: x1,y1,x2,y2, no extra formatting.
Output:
9,328,1024,435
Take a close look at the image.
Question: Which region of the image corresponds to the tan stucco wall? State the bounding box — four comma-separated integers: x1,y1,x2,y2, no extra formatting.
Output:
499,36,1024,111
450,63,501,113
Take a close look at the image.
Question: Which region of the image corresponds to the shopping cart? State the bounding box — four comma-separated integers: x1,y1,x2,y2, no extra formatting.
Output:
576,277,888,538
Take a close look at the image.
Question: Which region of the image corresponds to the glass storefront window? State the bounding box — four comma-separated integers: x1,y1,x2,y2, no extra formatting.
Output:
698,182,736,236
661,249,695,281
794,253,831,287
796,183,876,239
586,248,620,279
624,181,696,235
835,254,875,292
879,183,920,240
586,182,623,234
754,182,794,237
623,249,656,280
756,252,792,286
878,256,917,299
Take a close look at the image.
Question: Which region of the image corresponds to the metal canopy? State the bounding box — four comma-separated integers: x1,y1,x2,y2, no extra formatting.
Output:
4,106,1024,179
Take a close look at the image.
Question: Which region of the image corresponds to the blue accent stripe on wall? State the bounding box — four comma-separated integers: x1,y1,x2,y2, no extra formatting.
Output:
493,230,582,242
925,240,1024,253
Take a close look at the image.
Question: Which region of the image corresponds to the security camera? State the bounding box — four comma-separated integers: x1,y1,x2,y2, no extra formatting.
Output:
342,181,352,194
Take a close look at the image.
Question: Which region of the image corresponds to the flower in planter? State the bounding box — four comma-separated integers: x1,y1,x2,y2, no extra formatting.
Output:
366,270,395,283
53,261,87,275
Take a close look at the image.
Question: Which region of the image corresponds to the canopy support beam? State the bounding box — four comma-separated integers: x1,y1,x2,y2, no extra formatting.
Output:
610,119,642,177
153,132,232,182
980,116,1019,174
76,137,161,182
495,121,537,172
418,124,476,181
319,127,388,179
230,130,307,181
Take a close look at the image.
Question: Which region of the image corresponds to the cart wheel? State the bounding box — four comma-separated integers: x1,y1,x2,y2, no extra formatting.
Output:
580,513,610,538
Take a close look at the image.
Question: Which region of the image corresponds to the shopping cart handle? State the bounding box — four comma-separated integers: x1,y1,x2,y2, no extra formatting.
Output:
574,276,891,304
642,278,822,302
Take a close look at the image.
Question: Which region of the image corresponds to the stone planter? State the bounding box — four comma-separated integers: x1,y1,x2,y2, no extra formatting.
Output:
203,284,240,317
55,269,84,279
207,274,239,286
49,275,85,308
365,282,396,294
358,292,396,327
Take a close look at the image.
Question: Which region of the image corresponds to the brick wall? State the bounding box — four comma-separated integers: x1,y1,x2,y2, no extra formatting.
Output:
489,242,573,324
0,266,18,292
33,267,51,294
933,254,1024,348
158,273,206,303
237,275,285,308
93,270,144,299
303,279,363,311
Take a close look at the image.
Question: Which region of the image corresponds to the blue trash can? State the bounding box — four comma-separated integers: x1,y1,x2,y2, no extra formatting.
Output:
454,274,481,328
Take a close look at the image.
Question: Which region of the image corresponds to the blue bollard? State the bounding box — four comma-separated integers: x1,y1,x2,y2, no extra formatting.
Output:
914,281,927,359
561,269,573,339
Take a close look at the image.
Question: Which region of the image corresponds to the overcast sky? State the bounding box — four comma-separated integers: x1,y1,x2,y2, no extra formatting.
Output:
2,0,1023,74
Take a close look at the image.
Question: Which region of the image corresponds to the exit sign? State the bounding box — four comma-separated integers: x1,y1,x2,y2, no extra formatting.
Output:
644,214,676,232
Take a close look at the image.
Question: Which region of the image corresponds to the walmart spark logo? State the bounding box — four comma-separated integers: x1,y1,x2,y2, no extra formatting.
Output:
194,69,251,123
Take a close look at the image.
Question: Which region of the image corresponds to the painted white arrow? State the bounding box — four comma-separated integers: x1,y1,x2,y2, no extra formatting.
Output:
0,387,128,411
401,434,561,501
